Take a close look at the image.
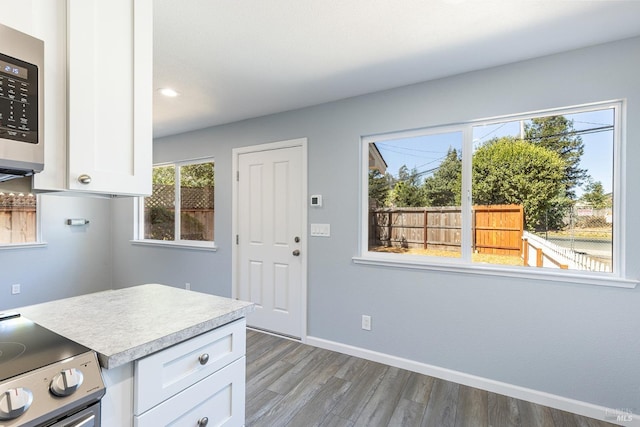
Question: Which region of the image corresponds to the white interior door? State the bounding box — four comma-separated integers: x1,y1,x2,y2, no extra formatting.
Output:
236,142,305,339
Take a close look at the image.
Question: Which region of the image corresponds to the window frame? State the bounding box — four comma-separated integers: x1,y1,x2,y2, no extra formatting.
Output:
133,158,216,250
355,100,636,288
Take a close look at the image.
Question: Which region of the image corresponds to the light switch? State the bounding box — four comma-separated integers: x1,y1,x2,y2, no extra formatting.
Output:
310,223,330,237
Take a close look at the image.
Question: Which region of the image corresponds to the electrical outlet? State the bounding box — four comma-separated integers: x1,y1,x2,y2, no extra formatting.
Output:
11,284,21,295
185,282,191,290
361,315,372,331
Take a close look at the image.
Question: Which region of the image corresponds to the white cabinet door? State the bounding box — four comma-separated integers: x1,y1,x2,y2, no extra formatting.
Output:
67,0,152,196
134,357,246,427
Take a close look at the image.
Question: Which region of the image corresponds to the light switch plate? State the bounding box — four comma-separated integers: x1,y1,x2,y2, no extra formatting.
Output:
310,223,330,237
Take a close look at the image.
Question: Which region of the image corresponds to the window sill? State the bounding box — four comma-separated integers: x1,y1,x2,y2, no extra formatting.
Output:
130,239,217,252
352,255,638,289
0,242,47,250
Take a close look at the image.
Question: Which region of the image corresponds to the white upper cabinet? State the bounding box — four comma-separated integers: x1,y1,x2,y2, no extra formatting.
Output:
1,0,152,195
0,0,68,191
66,0,152,195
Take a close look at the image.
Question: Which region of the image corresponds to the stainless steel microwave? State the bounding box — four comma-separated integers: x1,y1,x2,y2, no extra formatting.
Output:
0,22,44,182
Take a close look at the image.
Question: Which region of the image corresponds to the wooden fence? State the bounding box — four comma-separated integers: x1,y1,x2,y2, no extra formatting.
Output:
370,204,523,256
145,184,215,210
473,205,524,256
181,209,214,241
0,194,37,244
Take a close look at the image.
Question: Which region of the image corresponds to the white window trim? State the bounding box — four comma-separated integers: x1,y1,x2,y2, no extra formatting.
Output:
133,157,216,249
0,242,47,250
130,238,217,251
356,100,637,289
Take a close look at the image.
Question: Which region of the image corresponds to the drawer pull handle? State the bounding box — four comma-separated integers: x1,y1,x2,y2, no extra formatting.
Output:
198,416,209,426
198,353,210,365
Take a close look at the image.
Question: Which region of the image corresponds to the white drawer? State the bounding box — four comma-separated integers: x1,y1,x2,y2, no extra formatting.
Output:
134,356,246,427
134,319,246,415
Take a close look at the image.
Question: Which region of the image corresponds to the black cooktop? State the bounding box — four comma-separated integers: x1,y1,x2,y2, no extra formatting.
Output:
0,313,90,382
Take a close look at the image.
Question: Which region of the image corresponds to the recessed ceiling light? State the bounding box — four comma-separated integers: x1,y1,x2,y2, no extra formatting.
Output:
159,88,179,97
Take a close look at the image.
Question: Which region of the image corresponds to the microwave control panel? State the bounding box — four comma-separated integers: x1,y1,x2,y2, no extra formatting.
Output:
0,52,38,144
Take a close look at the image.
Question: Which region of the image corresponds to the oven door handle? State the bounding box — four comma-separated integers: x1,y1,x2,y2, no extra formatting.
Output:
66,413,95,427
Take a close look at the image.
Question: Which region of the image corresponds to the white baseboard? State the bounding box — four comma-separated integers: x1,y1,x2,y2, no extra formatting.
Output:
306,336,638,427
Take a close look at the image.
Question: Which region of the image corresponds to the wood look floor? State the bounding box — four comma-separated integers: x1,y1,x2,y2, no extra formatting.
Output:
245,329,616,427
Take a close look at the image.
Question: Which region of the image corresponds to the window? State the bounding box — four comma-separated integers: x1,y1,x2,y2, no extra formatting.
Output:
360,101,626,283
0,191,37,245
138,159,215,247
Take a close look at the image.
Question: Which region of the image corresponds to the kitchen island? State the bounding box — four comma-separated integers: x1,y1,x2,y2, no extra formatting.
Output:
18,284,254,427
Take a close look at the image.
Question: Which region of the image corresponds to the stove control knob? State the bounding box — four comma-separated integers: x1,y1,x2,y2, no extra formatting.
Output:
0,387,33,420
50,368,84,397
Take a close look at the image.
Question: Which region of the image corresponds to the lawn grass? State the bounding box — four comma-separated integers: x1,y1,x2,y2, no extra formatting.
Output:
371,246,524,266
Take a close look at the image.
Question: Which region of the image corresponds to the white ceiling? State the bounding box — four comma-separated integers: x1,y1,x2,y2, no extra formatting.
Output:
153,0,640,138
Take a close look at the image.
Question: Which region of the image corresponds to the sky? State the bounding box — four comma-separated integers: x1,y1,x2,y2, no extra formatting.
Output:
374,108,615,198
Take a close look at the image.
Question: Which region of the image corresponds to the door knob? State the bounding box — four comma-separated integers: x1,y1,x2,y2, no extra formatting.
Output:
198,353,210,365
78,174,92,184
292,249,300,256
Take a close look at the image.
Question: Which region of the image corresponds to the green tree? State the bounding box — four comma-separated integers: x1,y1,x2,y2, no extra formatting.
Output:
537,193,574,234
581,179,609,209
473,137,566,230
152,163,215,187
389,180,426,207
525,116,587,199
181,162,215,187
368,169,392,207
152,164,175,185
389,165,425,207
397,165,418,184
423,147,462,206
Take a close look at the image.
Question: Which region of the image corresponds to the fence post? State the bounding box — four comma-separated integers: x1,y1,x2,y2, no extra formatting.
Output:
522,238,529,266
536,248,543,267
518,205,524,257
423,210,428,250
471,207,476,253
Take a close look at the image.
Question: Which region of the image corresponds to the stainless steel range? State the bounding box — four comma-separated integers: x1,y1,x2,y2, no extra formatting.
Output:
0,313,105,427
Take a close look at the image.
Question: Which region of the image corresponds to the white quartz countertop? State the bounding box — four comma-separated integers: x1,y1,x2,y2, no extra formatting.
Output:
17,284,254,369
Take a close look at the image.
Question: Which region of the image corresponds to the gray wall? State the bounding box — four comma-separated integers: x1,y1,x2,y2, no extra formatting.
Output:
112,37,640,410
1,193,112,310
110,195,230,296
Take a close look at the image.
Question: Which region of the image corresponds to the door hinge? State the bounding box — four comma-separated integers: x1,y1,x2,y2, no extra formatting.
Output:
236,234,239,245
236,171,239,181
